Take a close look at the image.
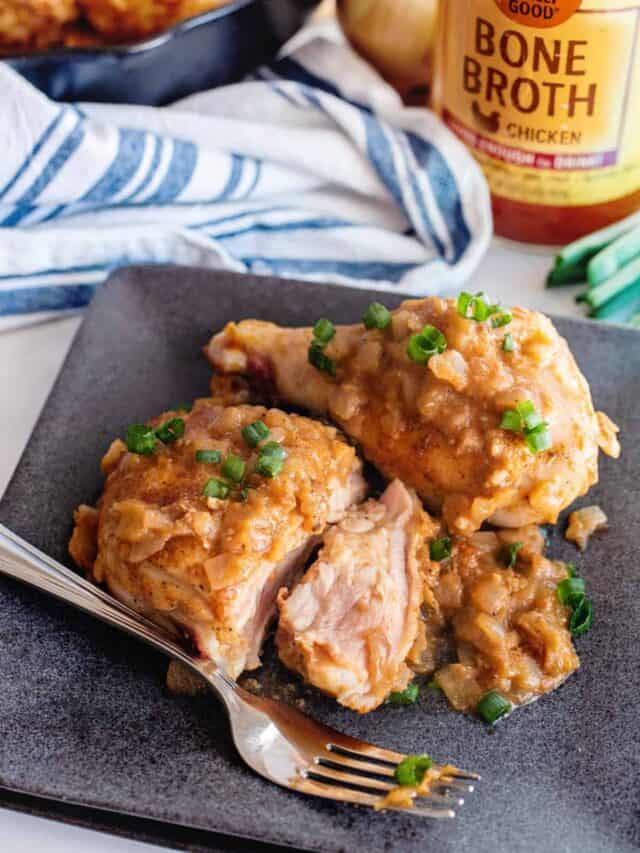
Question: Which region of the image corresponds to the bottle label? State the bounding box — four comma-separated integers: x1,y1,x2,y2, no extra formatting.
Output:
435,0,640,207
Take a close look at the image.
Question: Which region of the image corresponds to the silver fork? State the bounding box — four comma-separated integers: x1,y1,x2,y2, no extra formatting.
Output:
0,523,479,818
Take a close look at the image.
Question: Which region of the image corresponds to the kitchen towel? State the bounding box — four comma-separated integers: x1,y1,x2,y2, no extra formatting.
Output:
0,20,492,332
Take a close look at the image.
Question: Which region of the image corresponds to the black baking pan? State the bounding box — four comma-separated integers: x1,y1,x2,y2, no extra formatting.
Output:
3,0,320,105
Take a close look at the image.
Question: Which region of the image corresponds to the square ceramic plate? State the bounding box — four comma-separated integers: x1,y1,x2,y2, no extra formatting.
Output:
0,266,638,853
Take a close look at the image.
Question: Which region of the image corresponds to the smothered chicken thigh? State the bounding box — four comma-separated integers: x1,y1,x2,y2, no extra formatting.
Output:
208,297,619,535
69,400,366,678
277,480,436,712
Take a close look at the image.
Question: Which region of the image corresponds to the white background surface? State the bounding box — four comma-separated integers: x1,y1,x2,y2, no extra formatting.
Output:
0,240,583,851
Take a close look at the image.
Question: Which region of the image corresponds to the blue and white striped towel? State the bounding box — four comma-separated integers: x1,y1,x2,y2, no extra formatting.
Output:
0,20,492,332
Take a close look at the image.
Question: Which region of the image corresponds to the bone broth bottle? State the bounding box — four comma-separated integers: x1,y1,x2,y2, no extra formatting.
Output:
432,0,640,244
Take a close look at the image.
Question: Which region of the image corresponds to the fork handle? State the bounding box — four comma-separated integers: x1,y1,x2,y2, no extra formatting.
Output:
0,523,237,704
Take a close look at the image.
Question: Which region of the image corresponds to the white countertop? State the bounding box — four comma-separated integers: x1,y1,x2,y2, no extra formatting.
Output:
0,239,580,851
0,807,167,853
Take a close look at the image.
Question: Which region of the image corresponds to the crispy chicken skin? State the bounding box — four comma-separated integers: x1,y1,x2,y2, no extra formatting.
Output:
78,0,181,40
69,400,366,678
0,0,77,51
207,297,620,535
0,0,234,51
177,0,230,18
276,480,436,712
77,0,229,41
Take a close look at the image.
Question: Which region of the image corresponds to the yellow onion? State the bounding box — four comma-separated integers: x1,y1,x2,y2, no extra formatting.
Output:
337,0,439,96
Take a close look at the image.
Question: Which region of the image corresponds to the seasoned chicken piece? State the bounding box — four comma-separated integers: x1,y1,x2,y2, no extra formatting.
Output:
207,297,620,535
0,0,77,51
176,0,230,20
423,526,580,712
70,400,366,678
276,480,436,712
78,0,181,41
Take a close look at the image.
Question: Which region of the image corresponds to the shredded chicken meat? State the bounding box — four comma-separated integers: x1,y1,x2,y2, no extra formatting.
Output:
277,480,436,712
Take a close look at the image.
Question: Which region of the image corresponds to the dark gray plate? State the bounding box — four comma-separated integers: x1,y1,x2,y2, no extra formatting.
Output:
1,266,638,853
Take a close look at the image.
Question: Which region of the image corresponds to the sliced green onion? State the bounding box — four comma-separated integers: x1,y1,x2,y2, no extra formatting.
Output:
173,402,192,413
557,565,592,637
154,417,185,445
363,302,391,330
256,442,287,478
491,310,512,328
476,691,511,724
195,449,222,465
256,455,285,479
388,683,419,705
259,441,287,459
516,400,543,430
502,333,516,352
546,258,589,288
557,576,586,607
221,454,246,483
426,678,441,691
587,224,640,286
583,256,640,311
590,279,640,322
429,537,451,562
407,325,447,365
126,424,156,455
308,342,337,376
502,541,523,569
313,318,336,345
500,410,523,431
569,597,593,637
500,401,550,454
394,754,433,787
554,212,640,269
238,487,250,502
242,420,270,448
457,291,489,321
524,423,551,454
457,291,473,317
203,478,230,499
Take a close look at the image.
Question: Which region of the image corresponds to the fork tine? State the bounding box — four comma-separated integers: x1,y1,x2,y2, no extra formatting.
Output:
309,767,463,805
295,776,457,818
415,791,465,806
438,767,482,781
317,753,396,778
436,778,476,794
308,768,392,794
404,801,458,818
326,738,479,782
327,740,403,765
314,757,464,806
